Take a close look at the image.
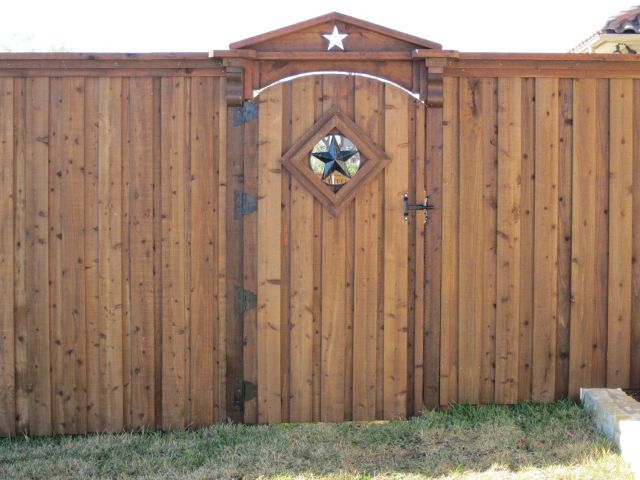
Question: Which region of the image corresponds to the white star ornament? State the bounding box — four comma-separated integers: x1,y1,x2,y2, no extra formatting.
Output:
323,26,348,51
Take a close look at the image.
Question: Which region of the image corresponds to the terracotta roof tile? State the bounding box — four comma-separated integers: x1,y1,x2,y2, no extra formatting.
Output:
602,5,640,33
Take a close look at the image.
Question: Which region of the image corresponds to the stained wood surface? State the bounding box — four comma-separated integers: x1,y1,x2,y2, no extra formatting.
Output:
0,75,223,435
3,65,640,435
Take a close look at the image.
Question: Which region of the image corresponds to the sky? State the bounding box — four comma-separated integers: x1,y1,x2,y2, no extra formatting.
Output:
1,0,637,53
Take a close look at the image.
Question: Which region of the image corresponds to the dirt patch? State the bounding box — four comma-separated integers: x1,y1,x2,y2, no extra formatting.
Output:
624,390,640,402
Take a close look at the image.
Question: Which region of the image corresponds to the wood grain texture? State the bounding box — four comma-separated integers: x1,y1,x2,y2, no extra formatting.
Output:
383,84,409,419
257,83,283,424
495,78,522,404
569,79,598,397
518,78,535,403
97,77,124,431
189,77,217,426
25,78,51,435
606,79,633,388
632,80,640,390
532,78,559,401
0,78,15,436
49,77,87,433
289,76,315,423
440,76,459,406
480,78,498,405
556,79,573,399
161,77,190,428
457,78,484,404
353,76,382,420
127,77,156,427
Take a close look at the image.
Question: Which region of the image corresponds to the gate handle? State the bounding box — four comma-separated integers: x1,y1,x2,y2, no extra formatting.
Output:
403,192,436,223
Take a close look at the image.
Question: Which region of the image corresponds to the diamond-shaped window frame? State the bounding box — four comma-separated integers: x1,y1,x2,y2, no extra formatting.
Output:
281,107,389,215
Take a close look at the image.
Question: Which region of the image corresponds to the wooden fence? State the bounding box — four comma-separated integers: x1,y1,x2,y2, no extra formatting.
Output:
0,54,229,436
0,52,639,436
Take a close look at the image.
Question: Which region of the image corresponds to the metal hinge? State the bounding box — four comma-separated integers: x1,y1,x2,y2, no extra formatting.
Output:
234,190,257,219
234,286,257,315
233,378,257,408
233,101,259,126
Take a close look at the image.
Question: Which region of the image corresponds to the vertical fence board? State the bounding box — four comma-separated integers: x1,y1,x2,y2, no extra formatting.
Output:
495,78,522,404
458,78,484,404
97,77,124,431
190,77,217,426
128,77,156,427
607,79,633,388
49,77,87,433
84,78,101,431
161,77,190,428
13,78,27,434
25,78,51,435
556,79,573,399
569,79,598,397
632,80,640,389
480,78,498,405
593,80,610,388
0,78,14,436
518,78,535,402
533,78,559,401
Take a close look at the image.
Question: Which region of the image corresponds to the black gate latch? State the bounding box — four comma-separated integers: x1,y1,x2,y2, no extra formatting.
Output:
403,192,436,223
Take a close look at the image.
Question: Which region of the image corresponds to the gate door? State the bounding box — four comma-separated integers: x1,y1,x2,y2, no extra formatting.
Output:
234,73,428,423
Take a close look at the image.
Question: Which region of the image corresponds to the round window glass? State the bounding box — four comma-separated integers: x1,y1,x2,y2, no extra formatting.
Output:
309,134,361,186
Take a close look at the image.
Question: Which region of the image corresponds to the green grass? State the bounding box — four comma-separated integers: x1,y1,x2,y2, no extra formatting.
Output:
0,400,633,479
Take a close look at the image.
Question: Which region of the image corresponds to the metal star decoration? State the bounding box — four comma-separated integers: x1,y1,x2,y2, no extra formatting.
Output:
311,135,358,181
323,26,348,51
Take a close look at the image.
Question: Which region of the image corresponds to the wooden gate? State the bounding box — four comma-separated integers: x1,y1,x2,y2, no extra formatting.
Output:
217,12,443,423
226,74,429,423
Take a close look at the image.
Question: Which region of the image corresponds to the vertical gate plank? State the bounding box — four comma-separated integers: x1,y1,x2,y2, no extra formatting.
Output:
569,79,598,397
440,77,459,406
98,77,124,430
480,78,498,405
0,78,15,436
289,76,315,423
556,79,573,398
607,79,633,388
383,84,409,419
353,77,382,420
495,78,522,404
128,77,156,427
161,77,190,428
242,92,259,424
320,76,346,422
280,82,292,424
225,97,245,424
458,78,484,404
533,78,559,401
257,83,283,424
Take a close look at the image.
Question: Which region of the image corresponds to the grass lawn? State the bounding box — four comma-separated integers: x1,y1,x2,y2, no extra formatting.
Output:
0,400,633,479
